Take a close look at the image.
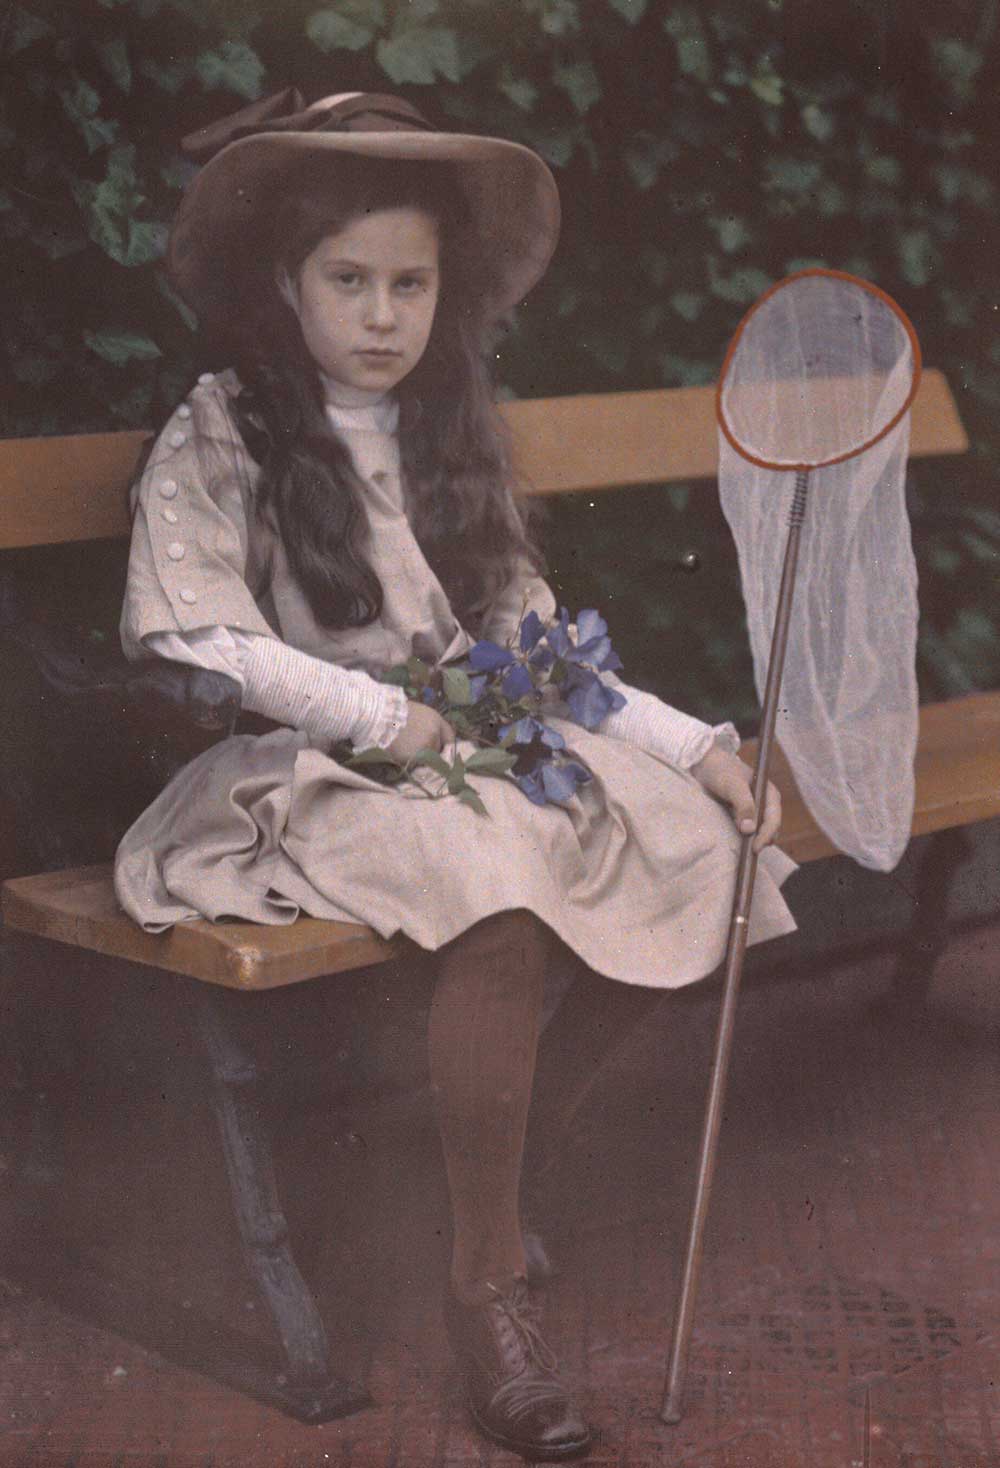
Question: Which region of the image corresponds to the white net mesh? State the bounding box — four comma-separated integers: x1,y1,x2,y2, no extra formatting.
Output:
717,274,920,871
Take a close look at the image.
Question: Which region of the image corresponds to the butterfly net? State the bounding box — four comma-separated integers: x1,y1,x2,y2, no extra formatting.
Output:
717,272,920,870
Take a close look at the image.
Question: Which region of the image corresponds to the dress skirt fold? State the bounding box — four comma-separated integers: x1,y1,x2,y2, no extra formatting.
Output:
114,717,797,991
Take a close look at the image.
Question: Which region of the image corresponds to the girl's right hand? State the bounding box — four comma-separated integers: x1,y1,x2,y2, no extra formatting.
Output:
386,700,454,763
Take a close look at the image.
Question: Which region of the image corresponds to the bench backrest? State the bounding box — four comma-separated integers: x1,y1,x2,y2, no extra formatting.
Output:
0,371,967,552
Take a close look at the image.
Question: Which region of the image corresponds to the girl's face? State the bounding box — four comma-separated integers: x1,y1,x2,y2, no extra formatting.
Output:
288,206,440,396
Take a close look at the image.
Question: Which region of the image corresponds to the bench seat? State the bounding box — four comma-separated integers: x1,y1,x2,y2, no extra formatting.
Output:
6,688,998,992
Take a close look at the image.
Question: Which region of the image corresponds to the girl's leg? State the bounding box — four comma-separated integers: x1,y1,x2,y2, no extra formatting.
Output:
525,954,667,1191
428,908,549,1305
429,909,592,1460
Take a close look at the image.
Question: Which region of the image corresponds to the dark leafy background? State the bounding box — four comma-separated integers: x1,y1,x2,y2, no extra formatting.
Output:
2,0,998,724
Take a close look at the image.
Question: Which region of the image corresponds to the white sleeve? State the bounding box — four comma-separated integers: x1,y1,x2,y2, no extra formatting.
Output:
600,675,740,770
143,627,407,750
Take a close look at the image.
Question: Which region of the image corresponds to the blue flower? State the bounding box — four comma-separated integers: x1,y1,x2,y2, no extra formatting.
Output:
469,639,516,672
501,661,535,700
514,753,590,807
563,665,627,731
500,716,566,750
515,768,548,805
519,610,546,654
546,607,623,674
540,760,591,806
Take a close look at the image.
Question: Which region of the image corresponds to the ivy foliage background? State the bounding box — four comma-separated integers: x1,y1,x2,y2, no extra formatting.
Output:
2,0,998,717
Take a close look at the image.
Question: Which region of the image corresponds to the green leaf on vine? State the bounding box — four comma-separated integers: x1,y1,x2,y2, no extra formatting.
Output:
377,27,462,85
195,41,265,99
84,329,162,365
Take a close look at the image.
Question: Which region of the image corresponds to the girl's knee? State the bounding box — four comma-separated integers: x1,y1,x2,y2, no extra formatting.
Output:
437,909,551,988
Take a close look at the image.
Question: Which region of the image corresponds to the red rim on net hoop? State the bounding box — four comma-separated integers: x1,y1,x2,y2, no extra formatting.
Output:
661,269,922,1426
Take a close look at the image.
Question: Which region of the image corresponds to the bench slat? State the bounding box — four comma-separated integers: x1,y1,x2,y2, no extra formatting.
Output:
508,371,968,496
0,371,967,548
5,690,997,991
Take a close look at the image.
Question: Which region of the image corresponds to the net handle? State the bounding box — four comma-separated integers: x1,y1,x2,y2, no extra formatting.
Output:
715,267,923,473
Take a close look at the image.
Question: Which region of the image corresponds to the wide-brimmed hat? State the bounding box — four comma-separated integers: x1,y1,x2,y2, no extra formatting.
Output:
168,88,561,324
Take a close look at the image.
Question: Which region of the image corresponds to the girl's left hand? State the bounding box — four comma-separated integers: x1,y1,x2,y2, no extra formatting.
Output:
689,745,782,854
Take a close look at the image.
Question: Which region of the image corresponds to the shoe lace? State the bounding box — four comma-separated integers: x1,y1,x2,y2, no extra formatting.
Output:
486,1279,560,1376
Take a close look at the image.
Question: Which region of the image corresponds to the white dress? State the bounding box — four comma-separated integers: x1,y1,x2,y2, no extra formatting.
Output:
114,372,797,988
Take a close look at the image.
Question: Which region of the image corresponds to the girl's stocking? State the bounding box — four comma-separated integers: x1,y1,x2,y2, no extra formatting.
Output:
428,909,550,1305
525,957,667,1195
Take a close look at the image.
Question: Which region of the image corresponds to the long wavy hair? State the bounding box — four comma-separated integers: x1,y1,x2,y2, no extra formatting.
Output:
204,154,542,632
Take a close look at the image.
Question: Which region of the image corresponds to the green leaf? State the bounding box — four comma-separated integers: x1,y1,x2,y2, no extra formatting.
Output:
446,754,467,793
84,329,162,366
533,126,579,169
96,36,132,92
380,664,411,687
749,72,784,106
933,164,996,209
123,219,168,267
160,156,194,191
659,351,715,386
663,6,711,81
457,787,488,815
669,290,704,321
464,748,517,774
765,157,821,195
441,666,474,706
931,38,983,103
72,145,137,259
553,59,601,115
801,103,834,142
9,5,53,53
498,69,539,112
307,7,379,53
608,0,647,23
377,27,462,85
406,656,431,686
624,133,679,191
410,748,450,777
865,154,901,187
532,0,580,36
195,41,265,99
898,227,939,288
59,77,120,154
346,745,403,767
711,214,750,253
706,262,772,306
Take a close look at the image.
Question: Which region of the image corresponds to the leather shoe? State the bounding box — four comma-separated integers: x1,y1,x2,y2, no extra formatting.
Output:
444,1277,592,1461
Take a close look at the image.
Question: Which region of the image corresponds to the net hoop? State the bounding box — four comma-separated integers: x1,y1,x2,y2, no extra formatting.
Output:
715,268,923,473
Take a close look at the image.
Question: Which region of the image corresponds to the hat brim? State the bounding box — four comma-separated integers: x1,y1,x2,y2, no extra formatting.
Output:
168,129,560,324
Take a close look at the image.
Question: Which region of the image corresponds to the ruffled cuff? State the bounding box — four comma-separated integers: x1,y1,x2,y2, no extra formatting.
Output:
599,676,740,770
352,682,408,750
684,720,741,767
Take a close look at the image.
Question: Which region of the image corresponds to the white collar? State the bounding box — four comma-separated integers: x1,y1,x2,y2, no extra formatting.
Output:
322,375,398,434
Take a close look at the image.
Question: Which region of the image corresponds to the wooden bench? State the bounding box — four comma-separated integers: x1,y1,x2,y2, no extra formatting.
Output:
2,371,996,1419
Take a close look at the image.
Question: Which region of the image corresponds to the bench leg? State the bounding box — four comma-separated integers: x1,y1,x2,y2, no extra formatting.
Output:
196,986,372,1422
887,826,973,1006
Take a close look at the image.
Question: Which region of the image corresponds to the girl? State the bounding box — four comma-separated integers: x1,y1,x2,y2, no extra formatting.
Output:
116,89,795,1462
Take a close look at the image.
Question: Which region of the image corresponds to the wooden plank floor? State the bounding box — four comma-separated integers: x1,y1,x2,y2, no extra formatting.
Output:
1,921,998,1467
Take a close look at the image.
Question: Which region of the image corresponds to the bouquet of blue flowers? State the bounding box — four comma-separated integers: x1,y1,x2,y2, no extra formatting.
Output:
337,608,626,813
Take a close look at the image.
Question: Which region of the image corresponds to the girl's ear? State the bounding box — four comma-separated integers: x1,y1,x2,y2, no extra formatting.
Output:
276,266,300,315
